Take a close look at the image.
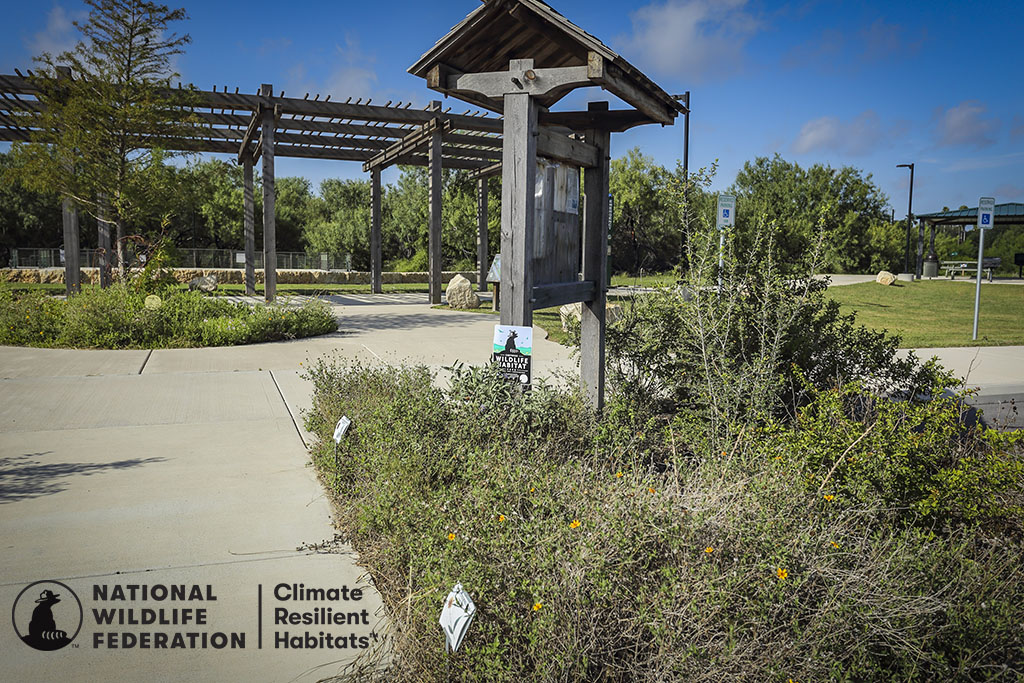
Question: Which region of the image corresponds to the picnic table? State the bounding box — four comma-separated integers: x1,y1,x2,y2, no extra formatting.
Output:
941,257,1001,281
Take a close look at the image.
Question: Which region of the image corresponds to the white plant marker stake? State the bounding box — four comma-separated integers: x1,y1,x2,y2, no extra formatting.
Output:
439,583,476,653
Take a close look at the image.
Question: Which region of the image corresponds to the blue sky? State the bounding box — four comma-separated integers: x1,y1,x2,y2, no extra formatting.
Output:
2,0,1022,215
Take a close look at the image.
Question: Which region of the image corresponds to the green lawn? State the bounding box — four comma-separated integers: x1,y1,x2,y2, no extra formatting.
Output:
610,272,677,288
432,301,570,345
826,280,1024,348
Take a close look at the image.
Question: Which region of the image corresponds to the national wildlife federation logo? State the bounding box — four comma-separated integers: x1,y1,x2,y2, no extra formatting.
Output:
12,580,83,651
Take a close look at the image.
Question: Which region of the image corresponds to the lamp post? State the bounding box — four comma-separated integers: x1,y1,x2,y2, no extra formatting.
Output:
897,163,915,277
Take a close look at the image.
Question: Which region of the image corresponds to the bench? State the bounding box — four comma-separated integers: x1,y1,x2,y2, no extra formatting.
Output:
941,258,1001,282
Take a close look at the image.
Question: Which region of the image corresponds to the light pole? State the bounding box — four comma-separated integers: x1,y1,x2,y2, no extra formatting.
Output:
897,163,914,277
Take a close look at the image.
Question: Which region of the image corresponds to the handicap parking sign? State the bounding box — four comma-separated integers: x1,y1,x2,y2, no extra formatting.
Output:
722,209,730,218
981,214,990,225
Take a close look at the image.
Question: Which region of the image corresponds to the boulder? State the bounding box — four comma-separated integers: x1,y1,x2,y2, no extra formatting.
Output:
875,270,897,286
188,274,218,292
445,274,480,309
559,301,623,330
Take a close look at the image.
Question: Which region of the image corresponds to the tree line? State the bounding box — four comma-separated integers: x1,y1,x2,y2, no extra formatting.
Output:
6,148,1024,275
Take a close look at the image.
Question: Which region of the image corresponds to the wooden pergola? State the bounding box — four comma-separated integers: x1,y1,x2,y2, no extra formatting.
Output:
411,0,686,408
0,71,510,300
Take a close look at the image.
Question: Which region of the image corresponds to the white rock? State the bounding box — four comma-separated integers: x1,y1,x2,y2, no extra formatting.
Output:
188,274,218,292
875,271,896,286
445,274,480,309
559,301,623,330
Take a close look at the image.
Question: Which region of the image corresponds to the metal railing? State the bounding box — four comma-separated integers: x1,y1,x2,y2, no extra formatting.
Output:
9,248,352,271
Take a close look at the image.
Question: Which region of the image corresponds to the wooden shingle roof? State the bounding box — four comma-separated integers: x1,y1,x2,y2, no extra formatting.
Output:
409,0,684,125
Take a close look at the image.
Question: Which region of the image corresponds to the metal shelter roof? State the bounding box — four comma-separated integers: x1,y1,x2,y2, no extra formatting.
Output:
917,202,1024,225
408,0,685,126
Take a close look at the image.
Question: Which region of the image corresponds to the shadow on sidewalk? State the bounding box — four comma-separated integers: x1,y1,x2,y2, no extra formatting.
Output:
0,453,166,503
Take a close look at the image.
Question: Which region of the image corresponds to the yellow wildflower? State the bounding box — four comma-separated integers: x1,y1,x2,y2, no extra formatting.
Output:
532,602,542,611
648,487,655,494
569,519,581,529
830,541,840,549
705,547,714,554
447,533,455,541
823,494,834,502
615,471,623,478
777,568,788,581
498,514,505,522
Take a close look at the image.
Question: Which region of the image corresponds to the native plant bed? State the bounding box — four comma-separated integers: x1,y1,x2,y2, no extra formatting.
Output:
305,359,1022,681
0,283,337,348
305,206,1024,680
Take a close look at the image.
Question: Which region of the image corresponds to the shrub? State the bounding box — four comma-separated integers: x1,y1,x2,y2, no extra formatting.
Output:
603,196,949,451
304,361,1024,682
0,288,64,345
0,284,337,348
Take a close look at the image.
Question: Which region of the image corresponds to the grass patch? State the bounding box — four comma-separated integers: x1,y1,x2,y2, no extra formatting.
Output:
826,280,1024,347
610,271,678,288
431,300,571,345
0,283,338,349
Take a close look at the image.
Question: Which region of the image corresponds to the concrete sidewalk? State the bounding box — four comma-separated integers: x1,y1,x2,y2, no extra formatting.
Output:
904,345,1024,429
0,293,574,682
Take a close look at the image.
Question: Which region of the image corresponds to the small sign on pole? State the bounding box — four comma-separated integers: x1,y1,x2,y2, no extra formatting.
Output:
716,195,735,291
492,324,532,388
973,197,995,340
439,583,476,653
716,194,736,230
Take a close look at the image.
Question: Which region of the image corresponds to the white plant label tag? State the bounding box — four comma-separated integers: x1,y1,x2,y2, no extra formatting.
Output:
439,583,476,653
333,416,351,443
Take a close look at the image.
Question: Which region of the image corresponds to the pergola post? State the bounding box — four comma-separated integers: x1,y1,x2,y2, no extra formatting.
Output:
581,101,611,411
428,101,443,304
370,168,382,294
499,60,538,327
243,156,256,296
61,195,81,295
97,193,112,288
55,66,80,295
477,177,488,292
260,83,277,302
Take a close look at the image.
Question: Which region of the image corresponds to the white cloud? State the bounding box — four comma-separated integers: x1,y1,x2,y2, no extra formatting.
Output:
791,110,897,156
994,184,1024,201
618,0,760,82
934,101,1000,148
945,151,1024,172
26,5,85,60
326,36,378,98
1011,114,1024,140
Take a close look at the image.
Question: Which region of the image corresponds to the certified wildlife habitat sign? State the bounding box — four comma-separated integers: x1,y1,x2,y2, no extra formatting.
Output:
492,325,532,387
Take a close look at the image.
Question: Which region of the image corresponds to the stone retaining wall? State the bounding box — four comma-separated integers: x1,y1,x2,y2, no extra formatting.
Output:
1,268,478,286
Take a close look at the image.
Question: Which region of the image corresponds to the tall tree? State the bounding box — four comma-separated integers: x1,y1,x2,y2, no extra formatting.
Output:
730,155,891,273
8,0,196,275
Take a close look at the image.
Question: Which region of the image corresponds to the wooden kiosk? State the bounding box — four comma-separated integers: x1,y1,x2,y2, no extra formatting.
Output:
409,0,686,409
